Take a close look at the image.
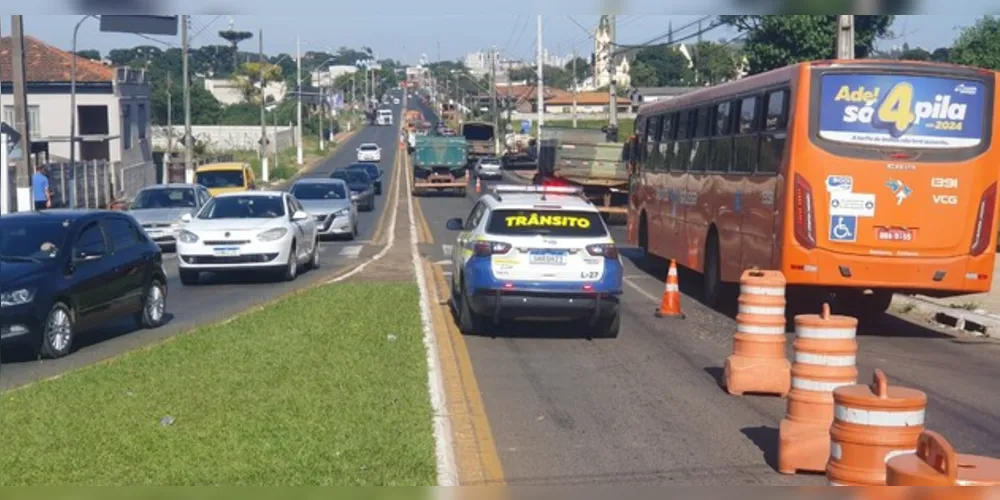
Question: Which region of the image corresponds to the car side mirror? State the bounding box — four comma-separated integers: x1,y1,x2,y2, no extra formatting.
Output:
180,213,193,223
292,210,309,221
446,218,464,231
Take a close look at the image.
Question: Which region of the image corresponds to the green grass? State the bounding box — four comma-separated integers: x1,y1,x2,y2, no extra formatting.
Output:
0,283,436,486
234,137,326,182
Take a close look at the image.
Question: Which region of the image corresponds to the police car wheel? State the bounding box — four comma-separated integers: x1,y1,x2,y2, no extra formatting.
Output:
591,309,621,339
457,286,484,335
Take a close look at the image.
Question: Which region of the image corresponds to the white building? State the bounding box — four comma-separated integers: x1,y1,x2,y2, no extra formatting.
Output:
310,64,359,88
203,78,287,106
1,35,151,166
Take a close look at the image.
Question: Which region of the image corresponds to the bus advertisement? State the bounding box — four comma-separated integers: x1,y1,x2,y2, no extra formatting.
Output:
625,60,999,319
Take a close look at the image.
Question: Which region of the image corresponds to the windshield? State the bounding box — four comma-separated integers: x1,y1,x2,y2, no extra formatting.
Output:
348,164,379,178
487,209,608,237
196,170,245,189
0,219,69,261
198,196,285,219
131,188,197,209
378,110,392,116
360,144,378,151
330,170,370,187
463,124,495,141
816,72,987,151
292,183,347,200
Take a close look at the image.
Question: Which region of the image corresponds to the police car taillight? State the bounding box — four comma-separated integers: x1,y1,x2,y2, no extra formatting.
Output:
586,243,619,259
474,241,512,256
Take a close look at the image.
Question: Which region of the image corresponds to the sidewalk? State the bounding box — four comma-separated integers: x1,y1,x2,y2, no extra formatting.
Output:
893,255,1000,337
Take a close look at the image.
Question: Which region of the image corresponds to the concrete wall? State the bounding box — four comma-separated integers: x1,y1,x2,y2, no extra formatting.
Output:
204,79,287,106
0,91,124,162
509,111,637,123
151,125,296,154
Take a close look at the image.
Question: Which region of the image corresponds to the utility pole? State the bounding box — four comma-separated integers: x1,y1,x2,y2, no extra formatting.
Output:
608,14,618,128
490,45,499,155
165,72,173,183
319,87,325,151
506,60,513,132
182,15,193,183
259,28,269,182
572,50,578,128
11,15,33,211
296,34,303,166
836,15,855,59
536,14,544,153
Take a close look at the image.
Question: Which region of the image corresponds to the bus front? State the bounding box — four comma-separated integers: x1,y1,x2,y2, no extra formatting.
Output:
787,61,998,308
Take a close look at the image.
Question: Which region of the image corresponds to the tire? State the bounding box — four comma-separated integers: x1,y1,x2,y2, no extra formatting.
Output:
702,234,723,309
136,278,167,329
39,302,74,359
282,242,299,281
307,239,320,270
376,185,382,195
456,282,484,335
591,308,621,339
456,188,466,197
179,269,200,286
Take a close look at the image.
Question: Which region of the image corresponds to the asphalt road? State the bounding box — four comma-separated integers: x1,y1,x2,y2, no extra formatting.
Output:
0,97,406,390
410,96,1000,485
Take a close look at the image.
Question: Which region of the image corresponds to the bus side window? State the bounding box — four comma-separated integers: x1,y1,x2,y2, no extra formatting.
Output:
733,95,760,174
674,110,691,172
758,89,788,175
691,106,713,173
709,101,733,173
660,113,675,172
645,115,662,172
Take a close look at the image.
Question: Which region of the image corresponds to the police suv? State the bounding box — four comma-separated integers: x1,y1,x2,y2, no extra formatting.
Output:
445,185,623,338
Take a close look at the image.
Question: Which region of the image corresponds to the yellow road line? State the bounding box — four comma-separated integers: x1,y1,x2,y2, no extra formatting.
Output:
423,258,505,485
370,148,402,246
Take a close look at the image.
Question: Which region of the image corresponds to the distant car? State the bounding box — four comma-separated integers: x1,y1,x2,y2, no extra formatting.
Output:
176,191,319,285
357,142,382,163
0,210,169,358
329,169,376,212
393,97,400,105
128,184,212,250
194,162,257,196
475,157,503,179
346,162,383,195
290,178,359,240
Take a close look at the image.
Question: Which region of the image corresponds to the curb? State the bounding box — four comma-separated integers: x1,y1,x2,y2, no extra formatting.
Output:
892,294,999,338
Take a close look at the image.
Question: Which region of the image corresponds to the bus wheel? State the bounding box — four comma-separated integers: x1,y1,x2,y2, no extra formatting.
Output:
702,234,723,309
638,213,649,256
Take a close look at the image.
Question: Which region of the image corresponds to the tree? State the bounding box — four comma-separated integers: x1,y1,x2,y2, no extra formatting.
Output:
75,49,101,61
899,45,932,61
931,47,952,63
690,41,742,85
720,15,894,75
630,46,693,87
563,56,591,84
951,16,1000,70
229,61,283,104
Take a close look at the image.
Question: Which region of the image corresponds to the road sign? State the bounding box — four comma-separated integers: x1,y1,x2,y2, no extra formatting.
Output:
521,119,531,134
99,15,179,36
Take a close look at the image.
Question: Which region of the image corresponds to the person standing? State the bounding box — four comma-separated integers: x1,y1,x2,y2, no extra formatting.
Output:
32,164,51,210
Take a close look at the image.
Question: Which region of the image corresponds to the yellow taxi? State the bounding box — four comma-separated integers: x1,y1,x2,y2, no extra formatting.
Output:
194,162,257,196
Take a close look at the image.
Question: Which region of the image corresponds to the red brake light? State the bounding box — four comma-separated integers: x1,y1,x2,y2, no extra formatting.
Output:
970,182,997,256
474,241,512,257
793,173,817,249
586,243,619,259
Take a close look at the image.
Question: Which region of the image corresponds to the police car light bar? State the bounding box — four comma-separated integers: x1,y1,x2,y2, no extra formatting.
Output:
490,185,583,195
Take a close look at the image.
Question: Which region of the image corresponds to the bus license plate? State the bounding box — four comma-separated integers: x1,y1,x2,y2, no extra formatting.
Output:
529,253,567,266
876,227,915,242
213,247,241,257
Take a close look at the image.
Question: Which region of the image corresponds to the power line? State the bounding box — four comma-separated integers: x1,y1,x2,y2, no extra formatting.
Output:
613,16,722,56
134,33,176,48
190,15,223,43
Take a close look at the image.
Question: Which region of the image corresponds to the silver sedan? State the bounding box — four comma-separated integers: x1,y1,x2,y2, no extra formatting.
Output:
289,178,359,240
128,183,212,249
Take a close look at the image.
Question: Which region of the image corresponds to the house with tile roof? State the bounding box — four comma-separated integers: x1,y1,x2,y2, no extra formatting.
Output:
543,91,631,115
1,35,153,167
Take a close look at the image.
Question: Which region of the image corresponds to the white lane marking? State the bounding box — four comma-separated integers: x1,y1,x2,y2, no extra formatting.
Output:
441,244,453,256
407,145,458,486
339,245,363,259
624,276,663,303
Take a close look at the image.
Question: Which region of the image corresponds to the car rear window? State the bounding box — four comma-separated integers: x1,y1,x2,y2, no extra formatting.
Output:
486,209,607,237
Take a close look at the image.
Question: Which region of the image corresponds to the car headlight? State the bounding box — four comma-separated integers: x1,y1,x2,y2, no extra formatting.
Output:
258,227,288,242
0,288,35,308
334,208,351,217
178,230,199,243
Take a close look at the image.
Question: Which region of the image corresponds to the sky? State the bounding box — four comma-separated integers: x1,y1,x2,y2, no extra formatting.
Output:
11,13,989,65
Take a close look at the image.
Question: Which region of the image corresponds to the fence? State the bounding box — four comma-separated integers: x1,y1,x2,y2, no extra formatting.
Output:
151,125,296,154
4,160,156,212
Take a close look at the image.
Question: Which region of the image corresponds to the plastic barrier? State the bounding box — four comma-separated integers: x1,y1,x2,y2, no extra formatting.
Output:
779,302,859,474
724,269,790,397
827,369,927,486
887,430,1000,488
654,259,684,319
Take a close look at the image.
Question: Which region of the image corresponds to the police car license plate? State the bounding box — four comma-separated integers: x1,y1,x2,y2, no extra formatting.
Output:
529,252,567,266
213,247,240,257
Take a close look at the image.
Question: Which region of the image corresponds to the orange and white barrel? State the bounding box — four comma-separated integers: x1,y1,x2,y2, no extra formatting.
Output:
827,368,927,486
778,303,858,474
724,269,790,397
887,430,1000,491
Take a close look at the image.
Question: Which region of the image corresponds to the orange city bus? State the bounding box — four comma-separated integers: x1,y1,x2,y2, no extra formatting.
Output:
625,59,999,317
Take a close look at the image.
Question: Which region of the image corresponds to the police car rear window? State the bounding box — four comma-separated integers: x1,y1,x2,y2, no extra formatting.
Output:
486,209,607,237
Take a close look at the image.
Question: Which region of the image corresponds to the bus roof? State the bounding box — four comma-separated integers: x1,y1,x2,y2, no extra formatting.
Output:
635,59,996,118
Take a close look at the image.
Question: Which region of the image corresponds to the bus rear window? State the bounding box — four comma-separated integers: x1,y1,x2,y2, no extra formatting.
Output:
487,209,608,237
817,73,986,150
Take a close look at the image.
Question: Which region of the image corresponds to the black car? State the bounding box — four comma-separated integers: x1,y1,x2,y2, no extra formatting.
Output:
0,210,168,359
329,169,376,211
346,162,383,195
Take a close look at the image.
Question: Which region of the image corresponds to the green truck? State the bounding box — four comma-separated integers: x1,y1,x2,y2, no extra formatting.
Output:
412,135,469,196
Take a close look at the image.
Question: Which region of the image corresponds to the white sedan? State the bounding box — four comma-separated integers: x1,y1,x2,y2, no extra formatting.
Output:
357,143,382,162
176,191,319,285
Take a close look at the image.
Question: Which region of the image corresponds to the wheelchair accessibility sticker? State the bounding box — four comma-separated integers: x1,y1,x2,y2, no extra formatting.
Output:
829,215,857,243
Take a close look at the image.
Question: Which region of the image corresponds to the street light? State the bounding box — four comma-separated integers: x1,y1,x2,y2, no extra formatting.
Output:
71,15,97,172
296,35,303,165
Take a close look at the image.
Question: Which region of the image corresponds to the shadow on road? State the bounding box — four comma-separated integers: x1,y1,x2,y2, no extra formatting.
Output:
740,426,781,472
1,313,176,365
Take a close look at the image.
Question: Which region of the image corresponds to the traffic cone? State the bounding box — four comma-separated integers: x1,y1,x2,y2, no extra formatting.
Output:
655,259,685,319
475,177,482,193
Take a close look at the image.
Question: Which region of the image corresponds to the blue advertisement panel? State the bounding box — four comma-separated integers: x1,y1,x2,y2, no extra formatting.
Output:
818,73,986,149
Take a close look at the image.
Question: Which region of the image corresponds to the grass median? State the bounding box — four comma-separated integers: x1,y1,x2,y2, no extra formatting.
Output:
0,283,436,486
